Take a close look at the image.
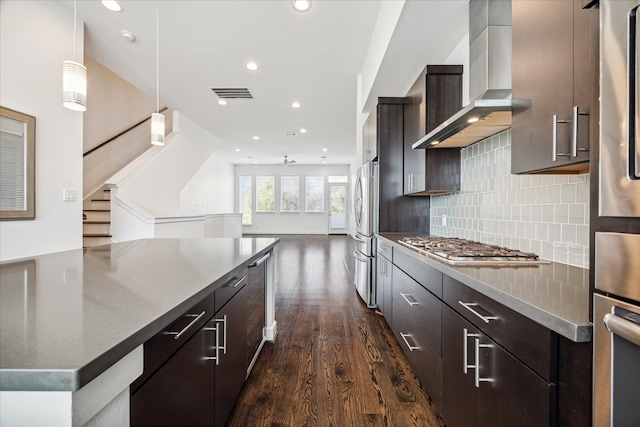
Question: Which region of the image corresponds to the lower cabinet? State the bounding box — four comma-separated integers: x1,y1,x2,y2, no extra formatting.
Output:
131,271,249,427
391,265,442,410
441,305,554,427
131,326,216,426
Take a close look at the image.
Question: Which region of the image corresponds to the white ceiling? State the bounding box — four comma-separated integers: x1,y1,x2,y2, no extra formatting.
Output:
71,0,468,166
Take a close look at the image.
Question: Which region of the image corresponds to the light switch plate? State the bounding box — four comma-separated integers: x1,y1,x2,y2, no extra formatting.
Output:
63,189,77,202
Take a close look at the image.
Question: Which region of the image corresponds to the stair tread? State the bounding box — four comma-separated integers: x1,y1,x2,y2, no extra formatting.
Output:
83,233,113,237
83,209,110,212
91,199,110,202
83,220,110,224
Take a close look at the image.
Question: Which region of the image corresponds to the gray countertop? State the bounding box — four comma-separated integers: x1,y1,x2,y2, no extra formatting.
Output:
0,237,279,392
377,234,591,342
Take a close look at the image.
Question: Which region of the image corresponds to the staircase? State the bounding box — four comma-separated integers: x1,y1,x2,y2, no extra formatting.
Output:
83,185,112,248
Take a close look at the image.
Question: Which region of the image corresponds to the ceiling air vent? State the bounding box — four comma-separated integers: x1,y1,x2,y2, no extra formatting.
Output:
210,88,253,99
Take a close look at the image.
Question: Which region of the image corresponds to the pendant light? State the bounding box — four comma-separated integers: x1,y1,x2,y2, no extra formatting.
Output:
63,0,87,111
151,1,165,146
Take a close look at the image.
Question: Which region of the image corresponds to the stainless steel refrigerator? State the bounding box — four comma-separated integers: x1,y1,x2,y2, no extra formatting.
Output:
593,1,640,425
352,161,378,308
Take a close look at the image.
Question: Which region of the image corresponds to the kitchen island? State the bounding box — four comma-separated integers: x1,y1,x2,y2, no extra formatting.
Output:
0,237,278,426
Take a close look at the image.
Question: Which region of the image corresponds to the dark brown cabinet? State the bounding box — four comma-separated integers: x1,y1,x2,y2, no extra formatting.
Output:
247,259,266,371
391,265,443,410
376,98,430,233
441,305,554,427
131,271,249,427
511,0,598,174
131,326,216,426
404,65,462,195
214,284,248,427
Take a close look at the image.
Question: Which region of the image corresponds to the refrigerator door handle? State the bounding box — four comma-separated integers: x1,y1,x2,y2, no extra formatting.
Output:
353,250,369,263
628,4,640,180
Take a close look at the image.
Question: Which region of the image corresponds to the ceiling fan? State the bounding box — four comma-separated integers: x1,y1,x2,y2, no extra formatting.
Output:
283,155,296,165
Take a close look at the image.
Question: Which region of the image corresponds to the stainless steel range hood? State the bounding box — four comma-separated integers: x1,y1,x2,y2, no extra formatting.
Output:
414,0,512,150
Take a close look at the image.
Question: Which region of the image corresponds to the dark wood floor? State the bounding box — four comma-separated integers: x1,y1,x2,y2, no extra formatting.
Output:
227,235,444,427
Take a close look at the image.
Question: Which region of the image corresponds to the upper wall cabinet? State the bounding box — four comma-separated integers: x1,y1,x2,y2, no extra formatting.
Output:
404,65,463,195
511,0,598,174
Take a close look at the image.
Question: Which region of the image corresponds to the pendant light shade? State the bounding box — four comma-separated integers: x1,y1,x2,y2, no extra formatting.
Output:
151,113,165,146
63,60,87,111
63,0,87,111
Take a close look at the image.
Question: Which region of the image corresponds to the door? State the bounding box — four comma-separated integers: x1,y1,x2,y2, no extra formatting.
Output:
131,327,216,426
329,183,347,234
214,285,248,427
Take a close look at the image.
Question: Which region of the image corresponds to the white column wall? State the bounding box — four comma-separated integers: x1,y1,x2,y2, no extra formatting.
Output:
0,1,84,261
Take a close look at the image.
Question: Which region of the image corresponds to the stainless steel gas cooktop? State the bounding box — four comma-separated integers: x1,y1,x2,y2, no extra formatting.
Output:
398,236,550,266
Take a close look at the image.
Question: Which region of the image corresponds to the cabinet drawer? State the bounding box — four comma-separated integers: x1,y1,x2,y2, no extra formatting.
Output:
443,275,556,381
392,299,442,411
393,265,441,355
132,291,217,392
377,239,393,261
393,249,443,298
215,267,248,312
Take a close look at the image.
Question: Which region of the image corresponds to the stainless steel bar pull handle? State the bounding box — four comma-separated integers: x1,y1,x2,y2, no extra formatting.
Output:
400,332,420,351
474,338,493,388
552,114,572,162
400,293,419,306
225,276,246,289
604,313,640,346
628,5,640,180
458,301,499,323
166,310,206,340
204,322,221,365
463,328,480,374
571,106,589,158
213,314,228,355
249,252,270,268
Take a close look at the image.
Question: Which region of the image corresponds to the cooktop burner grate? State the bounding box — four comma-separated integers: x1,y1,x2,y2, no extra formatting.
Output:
398,236,549,265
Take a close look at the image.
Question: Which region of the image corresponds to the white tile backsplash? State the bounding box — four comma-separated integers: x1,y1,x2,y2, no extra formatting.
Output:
430,130,589,268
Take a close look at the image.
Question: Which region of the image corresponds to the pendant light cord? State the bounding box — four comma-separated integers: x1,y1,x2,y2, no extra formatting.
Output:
73,0,77,62
156,1,160,114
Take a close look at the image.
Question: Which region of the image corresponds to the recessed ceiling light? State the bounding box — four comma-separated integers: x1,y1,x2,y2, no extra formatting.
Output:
322,161,327,164
218,99,227,106
101,0,123,12
246,62,258,71
254,161,258,164
322,148,328,152
431,141,440,146
467,117,480,123
252,136,260,140
300,128,307,133
292,0,311,12
291,102,301,109
235,148,241,152
120,30,136,42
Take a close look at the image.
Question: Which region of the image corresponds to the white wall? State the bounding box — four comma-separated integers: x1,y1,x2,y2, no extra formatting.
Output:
0,1,83,261
235,164,350,235
116,112,234,217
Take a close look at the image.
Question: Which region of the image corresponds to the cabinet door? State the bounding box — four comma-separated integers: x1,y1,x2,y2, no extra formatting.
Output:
512,0,592,174
247,261,265,369
131,327,216,426
214,285,248,427
442,306,480,427
442,305,554,427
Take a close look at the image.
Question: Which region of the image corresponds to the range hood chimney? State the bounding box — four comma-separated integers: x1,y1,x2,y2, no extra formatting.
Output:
414,0,513,149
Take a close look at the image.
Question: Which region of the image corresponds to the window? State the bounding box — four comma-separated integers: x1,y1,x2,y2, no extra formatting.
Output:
239,176,252,225
280,176,299,212
328,175,348,183
305,176,324,212
255,176,275,213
